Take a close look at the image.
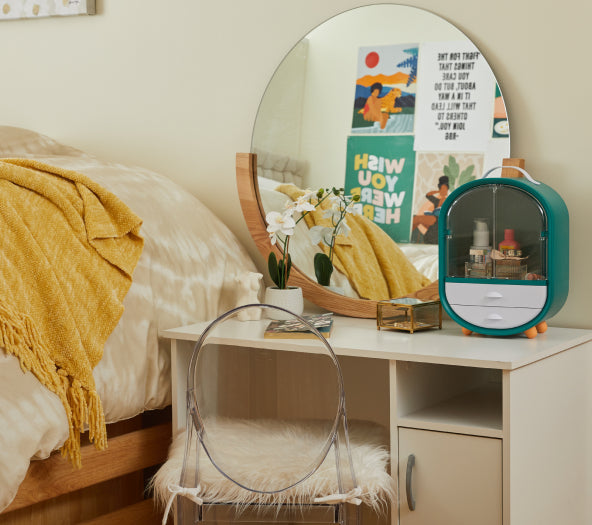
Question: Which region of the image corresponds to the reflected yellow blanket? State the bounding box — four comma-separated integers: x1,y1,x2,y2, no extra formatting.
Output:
0,159,143,467
277,185,431,300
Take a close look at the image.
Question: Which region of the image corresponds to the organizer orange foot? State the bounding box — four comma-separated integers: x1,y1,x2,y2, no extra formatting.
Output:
524,327,538,339
536,321,548,333
460,325,546,338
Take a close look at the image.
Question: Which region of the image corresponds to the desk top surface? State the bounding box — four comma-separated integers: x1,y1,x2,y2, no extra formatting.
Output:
160,317,592,371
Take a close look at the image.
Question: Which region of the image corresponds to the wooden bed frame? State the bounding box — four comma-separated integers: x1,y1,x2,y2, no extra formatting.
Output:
0,407,172,525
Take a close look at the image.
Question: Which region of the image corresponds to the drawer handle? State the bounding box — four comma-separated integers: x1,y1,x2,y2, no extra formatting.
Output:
486,313,504,321
485,291,503,299
406,454,416,511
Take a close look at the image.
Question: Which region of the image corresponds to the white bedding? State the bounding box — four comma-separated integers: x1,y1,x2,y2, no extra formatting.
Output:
0,127,258,510
398,242,439,282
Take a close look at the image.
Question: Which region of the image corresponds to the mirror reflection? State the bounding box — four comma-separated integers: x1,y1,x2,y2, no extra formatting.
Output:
252,4,510,301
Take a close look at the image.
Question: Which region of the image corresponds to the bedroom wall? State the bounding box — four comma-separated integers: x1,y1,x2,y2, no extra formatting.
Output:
0,0,589,330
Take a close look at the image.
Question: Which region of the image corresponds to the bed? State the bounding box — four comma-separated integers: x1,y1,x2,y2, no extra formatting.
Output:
0,126,259,523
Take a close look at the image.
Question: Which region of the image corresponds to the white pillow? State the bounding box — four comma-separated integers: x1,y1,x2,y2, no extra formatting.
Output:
0,126,84,157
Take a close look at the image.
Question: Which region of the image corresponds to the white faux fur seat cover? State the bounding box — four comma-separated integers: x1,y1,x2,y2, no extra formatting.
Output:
153,418,395,513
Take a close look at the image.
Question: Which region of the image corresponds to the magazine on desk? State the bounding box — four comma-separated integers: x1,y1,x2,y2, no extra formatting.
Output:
264,313,334,339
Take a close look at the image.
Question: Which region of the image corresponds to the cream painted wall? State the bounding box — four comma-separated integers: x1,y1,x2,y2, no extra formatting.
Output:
0,0,590,329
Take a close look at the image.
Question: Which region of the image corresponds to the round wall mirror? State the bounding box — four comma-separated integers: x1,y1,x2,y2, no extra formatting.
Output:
240,4,510,317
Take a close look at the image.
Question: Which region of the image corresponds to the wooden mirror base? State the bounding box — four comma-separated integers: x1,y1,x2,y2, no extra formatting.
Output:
236,153,439,318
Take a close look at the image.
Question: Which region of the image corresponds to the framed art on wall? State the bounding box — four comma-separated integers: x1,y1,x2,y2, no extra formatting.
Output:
0,0,95,20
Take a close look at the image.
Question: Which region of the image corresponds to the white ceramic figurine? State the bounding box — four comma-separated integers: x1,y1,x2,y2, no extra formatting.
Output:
235,272,263,320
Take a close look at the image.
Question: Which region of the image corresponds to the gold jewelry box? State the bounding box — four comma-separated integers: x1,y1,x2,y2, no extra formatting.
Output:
377,297,442,333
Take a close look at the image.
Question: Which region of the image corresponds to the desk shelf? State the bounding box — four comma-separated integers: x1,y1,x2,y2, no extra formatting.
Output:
398,383,502,438
396,360,502,438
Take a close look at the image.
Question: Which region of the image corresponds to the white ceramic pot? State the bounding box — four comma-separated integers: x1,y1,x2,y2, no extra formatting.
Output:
264,286,304,320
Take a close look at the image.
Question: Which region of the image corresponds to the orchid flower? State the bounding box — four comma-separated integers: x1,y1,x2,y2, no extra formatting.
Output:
335,219,351,237
291,190,316,213
322,207,342,222
348,202,363,216
266,211,295,245
309,225,334,246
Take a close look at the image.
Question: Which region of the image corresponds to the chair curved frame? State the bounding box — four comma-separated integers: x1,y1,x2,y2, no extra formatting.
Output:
183,304,352,493
175,304,359,524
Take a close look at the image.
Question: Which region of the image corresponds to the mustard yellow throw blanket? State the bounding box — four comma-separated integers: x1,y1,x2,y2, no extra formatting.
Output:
0,159,143,467
277,185,431,300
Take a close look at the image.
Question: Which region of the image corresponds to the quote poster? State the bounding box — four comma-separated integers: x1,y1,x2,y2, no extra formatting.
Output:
414,41,496,152
344,135,416,243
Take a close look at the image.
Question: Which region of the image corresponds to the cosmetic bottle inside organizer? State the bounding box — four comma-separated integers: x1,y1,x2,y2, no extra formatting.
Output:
438,162,569,338
498,228,520,252
466,218,492,278
494,228,527,279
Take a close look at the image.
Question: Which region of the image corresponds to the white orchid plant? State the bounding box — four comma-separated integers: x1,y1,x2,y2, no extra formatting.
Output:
265,187,360,289
265,189,319,289
308,188,361,286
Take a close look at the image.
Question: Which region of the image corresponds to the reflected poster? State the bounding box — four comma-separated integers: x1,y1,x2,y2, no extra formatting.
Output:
344,135,416,243
351,44,418,134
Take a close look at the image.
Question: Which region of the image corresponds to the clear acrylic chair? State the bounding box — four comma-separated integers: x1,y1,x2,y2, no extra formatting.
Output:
157,304,393,524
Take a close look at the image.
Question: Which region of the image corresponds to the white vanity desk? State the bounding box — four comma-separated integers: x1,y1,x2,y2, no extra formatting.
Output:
161,317,592,525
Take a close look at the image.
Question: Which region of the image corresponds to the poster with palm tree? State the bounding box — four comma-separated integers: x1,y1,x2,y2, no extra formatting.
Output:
352,44,418,134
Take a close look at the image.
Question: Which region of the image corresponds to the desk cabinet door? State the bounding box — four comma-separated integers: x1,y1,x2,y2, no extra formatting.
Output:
399,428,502,525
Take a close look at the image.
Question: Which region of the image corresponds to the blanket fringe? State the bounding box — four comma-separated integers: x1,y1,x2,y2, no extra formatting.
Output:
0,301,107,469
88,388,107,449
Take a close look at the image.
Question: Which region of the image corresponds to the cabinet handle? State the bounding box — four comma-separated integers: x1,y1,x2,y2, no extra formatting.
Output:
406,454,416,511
485,291,503,299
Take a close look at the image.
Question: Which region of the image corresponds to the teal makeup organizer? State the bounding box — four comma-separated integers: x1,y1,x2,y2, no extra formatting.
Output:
438,163,569,338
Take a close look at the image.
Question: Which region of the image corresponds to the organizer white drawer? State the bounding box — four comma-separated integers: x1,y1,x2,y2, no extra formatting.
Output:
449,304,541,329
445,282,547,309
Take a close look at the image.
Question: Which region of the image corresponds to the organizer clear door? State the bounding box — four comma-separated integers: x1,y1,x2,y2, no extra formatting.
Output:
444,184,548,281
